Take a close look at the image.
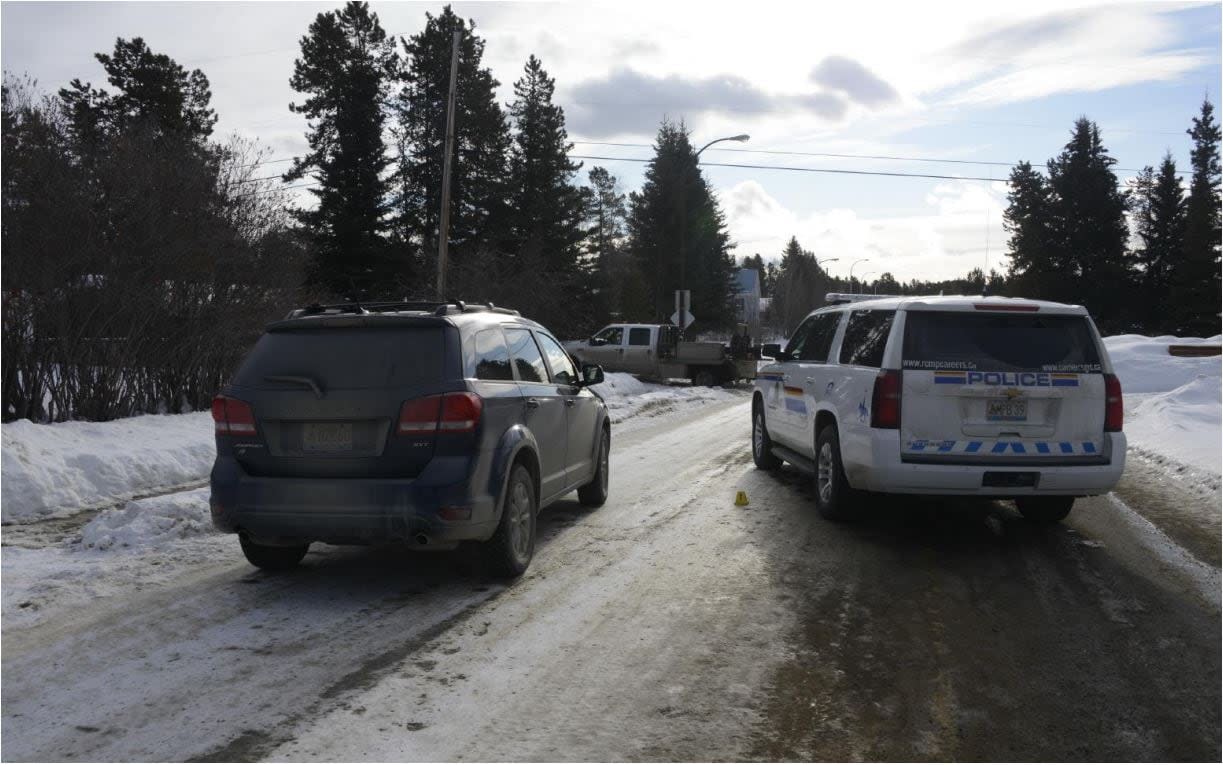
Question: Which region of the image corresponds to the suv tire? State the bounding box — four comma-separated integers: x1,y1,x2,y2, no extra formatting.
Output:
752,403,782,471
1017,497,1074,524
486,464,537,578
815,425,859,521
578,429,610,507
239,535,309,571
692,369,716,387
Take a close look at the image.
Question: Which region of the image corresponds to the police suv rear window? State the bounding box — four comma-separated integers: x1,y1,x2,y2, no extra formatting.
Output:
839,310,894,368
236,327,444,389
902,312,1102,373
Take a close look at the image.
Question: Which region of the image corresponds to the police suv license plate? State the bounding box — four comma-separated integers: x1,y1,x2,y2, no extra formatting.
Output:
303,422,353,452
986,399,1027,422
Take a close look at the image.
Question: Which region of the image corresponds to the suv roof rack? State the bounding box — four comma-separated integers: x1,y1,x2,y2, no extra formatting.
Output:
285,299,521,319
825,292,906,305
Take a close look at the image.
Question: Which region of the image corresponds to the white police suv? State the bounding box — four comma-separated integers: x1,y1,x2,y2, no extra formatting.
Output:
752,294,1126,523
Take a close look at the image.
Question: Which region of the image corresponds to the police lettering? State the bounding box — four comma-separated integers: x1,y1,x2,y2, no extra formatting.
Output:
965,371,1053,386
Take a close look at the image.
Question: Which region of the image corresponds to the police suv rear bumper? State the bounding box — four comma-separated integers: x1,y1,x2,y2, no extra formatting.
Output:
847,431,1126,496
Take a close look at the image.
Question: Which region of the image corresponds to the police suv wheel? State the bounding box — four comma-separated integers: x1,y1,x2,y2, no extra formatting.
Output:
814,425,858,521
752,405,782,470
1016,496,1074,524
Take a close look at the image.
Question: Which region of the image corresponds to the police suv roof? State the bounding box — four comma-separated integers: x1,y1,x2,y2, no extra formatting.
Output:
817,293,1089,316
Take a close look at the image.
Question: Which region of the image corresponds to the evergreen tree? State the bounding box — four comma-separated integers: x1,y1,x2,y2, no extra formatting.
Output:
1045,118,1131,331
1175,99,1222,335
394,6,510,288
769,237,831,333
286,1,398,298
1130,154,1185,332
59,37,216,149
626,121,737,330
584,166,647,322
504,55,586,327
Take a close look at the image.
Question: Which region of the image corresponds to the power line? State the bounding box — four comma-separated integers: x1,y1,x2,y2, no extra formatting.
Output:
569,140,1183,176
568,154,1008,183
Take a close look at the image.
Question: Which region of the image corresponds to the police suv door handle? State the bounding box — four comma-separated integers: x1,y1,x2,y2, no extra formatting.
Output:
565,398,576,407
525,398,540,409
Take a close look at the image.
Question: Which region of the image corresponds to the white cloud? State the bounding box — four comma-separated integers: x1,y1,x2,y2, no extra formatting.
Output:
719,179,1010,282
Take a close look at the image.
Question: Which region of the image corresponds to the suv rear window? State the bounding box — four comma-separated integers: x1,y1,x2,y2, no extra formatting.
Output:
839,310,894,368
235,327,444,389
902,312,1102,373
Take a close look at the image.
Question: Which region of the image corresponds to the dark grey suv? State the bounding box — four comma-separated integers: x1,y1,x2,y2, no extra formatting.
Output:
209,301,610,578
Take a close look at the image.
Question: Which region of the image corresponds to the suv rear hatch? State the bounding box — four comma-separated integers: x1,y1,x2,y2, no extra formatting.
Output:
898,307,1113,464
219,317,461,478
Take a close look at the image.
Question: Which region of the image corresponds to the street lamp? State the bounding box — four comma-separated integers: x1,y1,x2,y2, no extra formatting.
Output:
848,258,870,293
858,271,877,294
678,133,750,333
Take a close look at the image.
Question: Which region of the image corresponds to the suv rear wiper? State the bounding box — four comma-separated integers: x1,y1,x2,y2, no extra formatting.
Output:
263,375,325,399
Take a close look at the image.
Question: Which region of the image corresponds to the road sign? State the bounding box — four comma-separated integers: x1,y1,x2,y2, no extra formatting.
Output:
673,290,692,330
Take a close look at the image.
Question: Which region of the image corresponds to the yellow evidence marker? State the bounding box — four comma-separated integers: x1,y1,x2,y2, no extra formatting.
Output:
734,490,750,506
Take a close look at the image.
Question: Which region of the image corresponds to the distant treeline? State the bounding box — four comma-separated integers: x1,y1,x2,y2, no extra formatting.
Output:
747,109,1220,338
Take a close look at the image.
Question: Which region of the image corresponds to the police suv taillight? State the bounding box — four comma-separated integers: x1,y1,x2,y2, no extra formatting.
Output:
397,392,483,435
1104,374,1123,432
211,395,256,435
870,370,902,429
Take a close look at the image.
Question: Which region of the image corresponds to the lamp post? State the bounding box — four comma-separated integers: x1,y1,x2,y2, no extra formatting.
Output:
677,133,750,333
848,258,870,294
858,271,877,294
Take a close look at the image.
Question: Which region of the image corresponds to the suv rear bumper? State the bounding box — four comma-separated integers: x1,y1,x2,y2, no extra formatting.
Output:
209,455,500,546
846,431,1126,496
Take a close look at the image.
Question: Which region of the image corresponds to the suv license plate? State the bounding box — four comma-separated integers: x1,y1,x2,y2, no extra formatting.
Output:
303,422,353,452
986,399,1027,422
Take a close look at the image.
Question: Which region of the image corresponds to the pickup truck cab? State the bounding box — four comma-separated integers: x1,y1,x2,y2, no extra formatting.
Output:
751,294,1126,523
567,324,758,386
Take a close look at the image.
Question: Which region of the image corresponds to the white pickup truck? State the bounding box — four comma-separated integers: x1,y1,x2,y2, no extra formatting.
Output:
565,323,758,386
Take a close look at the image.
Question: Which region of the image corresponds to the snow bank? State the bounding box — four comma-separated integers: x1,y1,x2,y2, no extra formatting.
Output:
1,413,214,523
1104,334,1222,393
80,487,213,551
1104,335,1221,475
591,372,741,424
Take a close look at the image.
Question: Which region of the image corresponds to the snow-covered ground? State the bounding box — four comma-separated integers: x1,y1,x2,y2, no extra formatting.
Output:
1104,334,1222,475
1,413,214,523
591,372,743,427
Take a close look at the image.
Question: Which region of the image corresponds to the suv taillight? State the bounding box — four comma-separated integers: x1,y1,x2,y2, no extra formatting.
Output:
398,393,483,435
1104,373,1123,432
870,370,901,429
211,395,256,435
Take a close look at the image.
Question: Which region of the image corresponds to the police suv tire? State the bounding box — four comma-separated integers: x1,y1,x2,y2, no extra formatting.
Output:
486,464,537,578
815,425,858,521
239,535,309,571
578,429,610,507
752,403,782,471
1016,496,1074,524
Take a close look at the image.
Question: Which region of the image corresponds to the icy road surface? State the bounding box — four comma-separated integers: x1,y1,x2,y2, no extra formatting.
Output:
2,399,1219,761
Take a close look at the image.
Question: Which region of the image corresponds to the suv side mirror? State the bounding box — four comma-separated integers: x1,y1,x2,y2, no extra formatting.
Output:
581,363,605,386
761,343,791,361
589,337,606,347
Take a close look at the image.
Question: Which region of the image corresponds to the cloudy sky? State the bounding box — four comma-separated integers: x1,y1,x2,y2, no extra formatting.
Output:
3,0,1220,282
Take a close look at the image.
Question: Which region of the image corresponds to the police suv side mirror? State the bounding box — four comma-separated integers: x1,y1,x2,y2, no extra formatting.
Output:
589,337,606,346
761,343,791,361
581,363,605,386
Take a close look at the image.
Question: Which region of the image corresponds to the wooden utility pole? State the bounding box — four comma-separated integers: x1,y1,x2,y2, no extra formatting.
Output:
436,30,461,298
